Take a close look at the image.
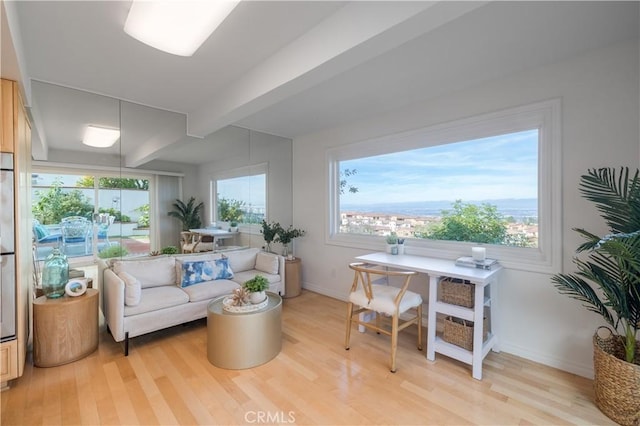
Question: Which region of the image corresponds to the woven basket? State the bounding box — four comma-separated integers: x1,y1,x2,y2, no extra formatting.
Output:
442,316,488,351
593,327,640,426
441,278,474,308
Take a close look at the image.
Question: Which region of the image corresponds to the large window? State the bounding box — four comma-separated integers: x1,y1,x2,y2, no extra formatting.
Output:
339,129,538,246
328,100,561,272
211,164,267,226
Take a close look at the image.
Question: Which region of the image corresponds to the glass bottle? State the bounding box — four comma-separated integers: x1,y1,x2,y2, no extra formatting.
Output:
42,248,69,298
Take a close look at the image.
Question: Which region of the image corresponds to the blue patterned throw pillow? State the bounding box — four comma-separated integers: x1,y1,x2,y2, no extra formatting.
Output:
180,258,234,287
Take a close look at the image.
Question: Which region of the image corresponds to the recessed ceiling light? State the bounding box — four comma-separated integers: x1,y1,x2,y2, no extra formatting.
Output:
124,0,240,57
83,125,120,148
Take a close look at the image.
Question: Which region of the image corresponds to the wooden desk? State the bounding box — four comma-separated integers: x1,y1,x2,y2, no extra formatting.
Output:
33,289,99,367
355,252,502,380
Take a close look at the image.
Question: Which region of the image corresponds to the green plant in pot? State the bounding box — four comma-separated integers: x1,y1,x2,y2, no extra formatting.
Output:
385,232,398,253
551,167,640,425
261,220,280,253
168,197,204,231
243,275,269,304
275,225,305,259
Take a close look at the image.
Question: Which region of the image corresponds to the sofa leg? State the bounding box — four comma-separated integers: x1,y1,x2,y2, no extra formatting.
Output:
124,332,129,356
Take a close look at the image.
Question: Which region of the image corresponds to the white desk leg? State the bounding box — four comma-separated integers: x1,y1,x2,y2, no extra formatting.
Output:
472,282,484,380
490,278,500,353
358,311,372,333
426,275,439,361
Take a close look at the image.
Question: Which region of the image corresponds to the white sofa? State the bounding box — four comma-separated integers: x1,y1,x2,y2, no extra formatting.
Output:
99,247,285,354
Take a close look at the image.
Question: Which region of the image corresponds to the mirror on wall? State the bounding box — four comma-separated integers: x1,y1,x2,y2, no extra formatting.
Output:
28,81,293,262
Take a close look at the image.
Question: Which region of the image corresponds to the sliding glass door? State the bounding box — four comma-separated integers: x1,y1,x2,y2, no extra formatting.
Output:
31,171,151,263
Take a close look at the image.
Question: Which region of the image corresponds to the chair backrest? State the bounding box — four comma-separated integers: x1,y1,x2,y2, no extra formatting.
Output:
97,214,115,237
61,216,90,241
180,231,202,253
348,262,417,306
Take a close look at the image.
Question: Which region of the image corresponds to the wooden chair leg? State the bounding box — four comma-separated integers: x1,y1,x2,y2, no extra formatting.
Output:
417,304,423,351
375,312,381,334
345,302,354,350
390,314,399,373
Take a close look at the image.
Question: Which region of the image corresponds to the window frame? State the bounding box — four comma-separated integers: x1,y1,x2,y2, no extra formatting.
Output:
210,163,268,232
326,99,562,273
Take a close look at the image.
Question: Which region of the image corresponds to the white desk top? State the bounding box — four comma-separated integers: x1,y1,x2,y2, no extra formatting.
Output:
190,228,236,237
355,252,502,285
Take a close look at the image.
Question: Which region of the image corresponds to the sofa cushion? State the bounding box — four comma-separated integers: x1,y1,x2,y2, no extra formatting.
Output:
174,253,221,285
227,247,260,272
123,286,189,316
119,271,141,306
180,279,240,303
232,270,280,286
179,258,234,287
255,252,279,275
34,224,49,240
113,256,176,288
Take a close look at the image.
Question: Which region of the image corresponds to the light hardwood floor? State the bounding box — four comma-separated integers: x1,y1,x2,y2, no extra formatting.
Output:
1,291,613,425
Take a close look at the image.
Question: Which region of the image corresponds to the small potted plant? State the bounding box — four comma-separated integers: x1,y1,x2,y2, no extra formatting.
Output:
385,232,398,254
243,275,269,304
275,224,305,259
229,221,238,232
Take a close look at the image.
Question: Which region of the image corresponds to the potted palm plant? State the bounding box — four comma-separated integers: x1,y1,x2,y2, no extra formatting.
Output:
168,197,204,231
551,167,639,426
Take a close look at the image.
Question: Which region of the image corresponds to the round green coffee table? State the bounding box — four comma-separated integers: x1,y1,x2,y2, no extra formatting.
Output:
207,292,282,369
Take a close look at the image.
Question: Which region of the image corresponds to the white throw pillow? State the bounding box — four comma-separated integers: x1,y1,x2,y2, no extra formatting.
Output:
255,252,279,275
228,248,261,272
119,271,141,306
113,256,176,288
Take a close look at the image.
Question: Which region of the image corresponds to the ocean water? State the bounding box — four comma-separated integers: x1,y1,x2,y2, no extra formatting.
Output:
341,198,538,221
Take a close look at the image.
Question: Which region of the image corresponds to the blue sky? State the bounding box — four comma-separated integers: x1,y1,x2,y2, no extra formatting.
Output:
340,129,538,205
217,174,266,210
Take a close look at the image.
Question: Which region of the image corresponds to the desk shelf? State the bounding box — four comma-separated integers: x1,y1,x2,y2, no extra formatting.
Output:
431,277,497,380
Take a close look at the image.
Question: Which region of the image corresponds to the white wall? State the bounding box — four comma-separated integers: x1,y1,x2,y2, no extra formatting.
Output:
292,39,639,378
195,126,293,250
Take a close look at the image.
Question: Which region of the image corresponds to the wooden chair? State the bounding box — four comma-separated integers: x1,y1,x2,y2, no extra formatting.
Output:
345,262,423,372
180,231,202,253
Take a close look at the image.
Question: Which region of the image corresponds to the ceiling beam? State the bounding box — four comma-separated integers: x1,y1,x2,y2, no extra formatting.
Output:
125,1,487,167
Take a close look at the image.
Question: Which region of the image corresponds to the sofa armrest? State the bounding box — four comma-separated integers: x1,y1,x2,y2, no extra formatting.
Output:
103,268,126,342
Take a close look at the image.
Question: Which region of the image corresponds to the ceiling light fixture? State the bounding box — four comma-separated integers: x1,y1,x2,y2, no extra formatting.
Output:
83,125,120,148
124,0,240,57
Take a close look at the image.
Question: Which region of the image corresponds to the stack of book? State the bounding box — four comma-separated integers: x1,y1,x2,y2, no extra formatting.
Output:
455,256,499,270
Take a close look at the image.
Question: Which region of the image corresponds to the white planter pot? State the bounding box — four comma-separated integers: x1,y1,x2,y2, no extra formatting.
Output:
249,291,266,304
